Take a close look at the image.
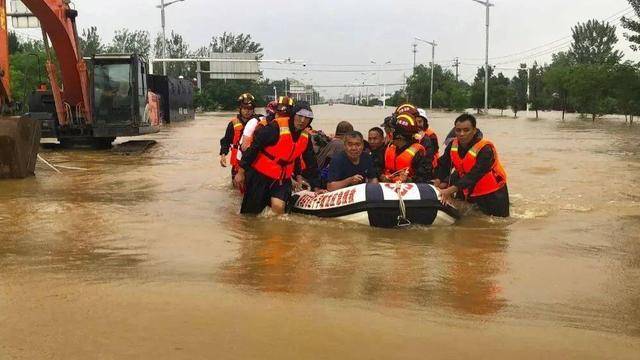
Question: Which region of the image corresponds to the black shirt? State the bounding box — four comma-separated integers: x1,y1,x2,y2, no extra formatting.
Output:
436,132,495,191
327,151,379,183
369,146,386,177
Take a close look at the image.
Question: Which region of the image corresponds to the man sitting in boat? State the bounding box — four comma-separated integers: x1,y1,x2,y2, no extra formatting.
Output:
434,113,509,217
315,121,354,186
326,131,379,191
367,127,386,176
380,112,434,184
235,101,322,215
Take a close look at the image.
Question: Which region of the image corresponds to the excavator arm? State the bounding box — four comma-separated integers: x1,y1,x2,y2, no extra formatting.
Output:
0,0,11,108
2,0,91,123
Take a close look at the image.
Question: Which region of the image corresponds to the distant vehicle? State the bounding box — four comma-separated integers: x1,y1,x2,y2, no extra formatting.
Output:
328,100,334,106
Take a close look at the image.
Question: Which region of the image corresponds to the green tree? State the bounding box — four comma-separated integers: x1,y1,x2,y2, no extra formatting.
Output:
8,32,20,54
195,32,264,59
491,73,510,116
544,52,574,120
80,26,105,56
528,62,548,119
621,1,640,51
568,20,622,65
509,67,528,118
449,83,470,112
610,62,640,123
470,66,494,113
405,64,465,109
387,90,407,107
109,29,151,58
567,64,612,122
154,31,193,78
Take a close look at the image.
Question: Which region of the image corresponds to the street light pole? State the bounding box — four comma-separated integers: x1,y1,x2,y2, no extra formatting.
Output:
472,0,494,114
157,0,186,76
415,37,437,110
371,60,391,108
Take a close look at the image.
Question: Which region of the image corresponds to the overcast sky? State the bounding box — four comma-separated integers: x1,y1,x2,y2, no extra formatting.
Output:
10,0,640,98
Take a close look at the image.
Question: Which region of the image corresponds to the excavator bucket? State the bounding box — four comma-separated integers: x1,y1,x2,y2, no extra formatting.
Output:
0,116,40,178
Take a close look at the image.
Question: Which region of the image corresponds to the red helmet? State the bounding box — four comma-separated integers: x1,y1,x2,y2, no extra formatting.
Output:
265,100,278,115
394,103,419,118
394,113,421,136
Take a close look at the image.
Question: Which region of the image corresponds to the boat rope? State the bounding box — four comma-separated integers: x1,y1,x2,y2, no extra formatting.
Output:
395,182,411,227
37,154,62,174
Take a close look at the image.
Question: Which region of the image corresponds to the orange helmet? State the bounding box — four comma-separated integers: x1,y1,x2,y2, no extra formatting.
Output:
276,96,295,113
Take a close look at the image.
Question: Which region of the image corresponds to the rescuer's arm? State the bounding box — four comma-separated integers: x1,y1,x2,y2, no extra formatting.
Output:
412,146,434,183
434,142,454,189
234,124,279,189
300,141,323,191
239,123,279,170
219,122,234,156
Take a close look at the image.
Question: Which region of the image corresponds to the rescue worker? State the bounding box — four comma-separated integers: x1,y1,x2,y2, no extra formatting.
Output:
235,101,321,215
434,113,509,217
380,113,434,183
219,93,257,178
239,98,290,153
415,108,439,178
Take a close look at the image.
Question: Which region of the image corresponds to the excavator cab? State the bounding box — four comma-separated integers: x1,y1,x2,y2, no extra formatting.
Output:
89,54,158,139
28,53,160,147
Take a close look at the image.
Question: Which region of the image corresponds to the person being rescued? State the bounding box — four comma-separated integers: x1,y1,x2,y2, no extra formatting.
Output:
234,101,322,215
326,131,379,191
219,93,259,180
367,127,386,176
380,112,434,184
434,113,510,217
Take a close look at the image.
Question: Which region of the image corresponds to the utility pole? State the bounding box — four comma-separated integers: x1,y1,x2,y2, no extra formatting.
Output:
522,63,531,118
157,0,186,76
412,43,418,72
472,0,494,114
453,57,460,82
415,37,437,110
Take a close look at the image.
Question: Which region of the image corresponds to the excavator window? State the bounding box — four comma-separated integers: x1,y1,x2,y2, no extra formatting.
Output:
93,63,132,124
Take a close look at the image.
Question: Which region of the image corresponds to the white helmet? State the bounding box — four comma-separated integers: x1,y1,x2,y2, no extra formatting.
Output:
417,108,428,120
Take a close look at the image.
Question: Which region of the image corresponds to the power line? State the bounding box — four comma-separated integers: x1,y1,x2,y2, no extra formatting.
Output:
460,6,634,62
492,9,636,66
262,67,412,73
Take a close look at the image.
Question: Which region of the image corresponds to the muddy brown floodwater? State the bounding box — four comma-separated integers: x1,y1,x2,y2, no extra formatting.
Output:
1,104,640,359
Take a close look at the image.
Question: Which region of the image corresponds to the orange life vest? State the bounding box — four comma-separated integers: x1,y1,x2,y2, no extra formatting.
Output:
252,116,310,181
229,117,244,169
450,138,507,198
383,143,426,182
417,128,440,169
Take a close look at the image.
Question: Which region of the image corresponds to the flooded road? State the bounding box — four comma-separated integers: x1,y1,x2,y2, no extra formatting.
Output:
1,104,640,359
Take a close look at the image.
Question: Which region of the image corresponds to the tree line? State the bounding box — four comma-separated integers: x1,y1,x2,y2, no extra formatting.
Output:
8,27,273,110
391,2,640,123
